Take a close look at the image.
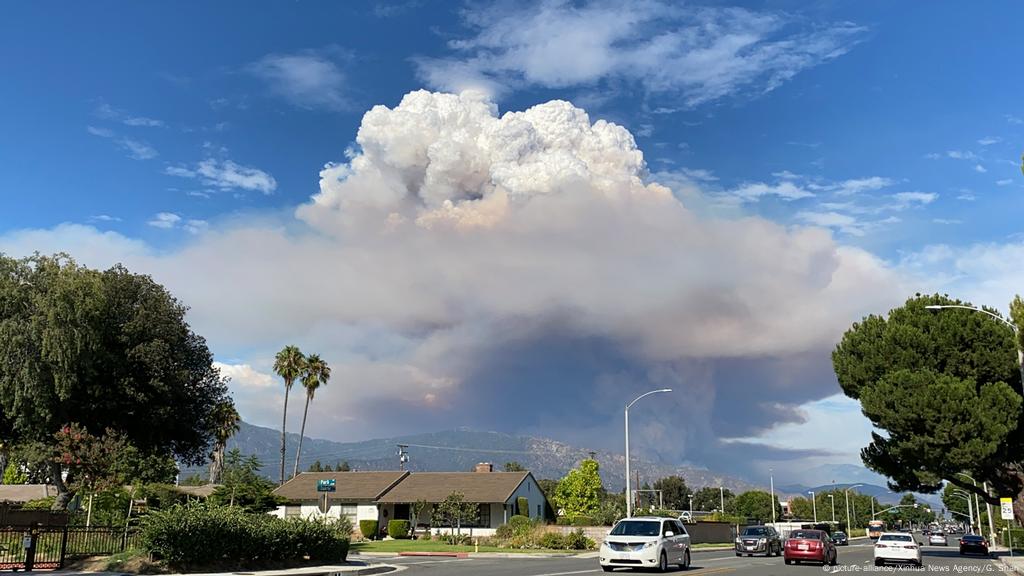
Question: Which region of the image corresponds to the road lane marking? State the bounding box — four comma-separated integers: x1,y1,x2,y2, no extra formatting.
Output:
525,569,604,576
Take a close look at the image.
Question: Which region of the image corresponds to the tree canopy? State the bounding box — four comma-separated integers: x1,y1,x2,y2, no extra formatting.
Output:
651,475,691,510
0,254,232,506
552,459,603,519
731,490,781,523
692,486,732,512
832,294,1023,511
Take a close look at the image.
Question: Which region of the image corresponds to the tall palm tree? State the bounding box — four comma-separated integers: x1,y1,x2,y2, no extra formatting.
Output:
293,354,331,478
208,400,240,483
274,345,306,485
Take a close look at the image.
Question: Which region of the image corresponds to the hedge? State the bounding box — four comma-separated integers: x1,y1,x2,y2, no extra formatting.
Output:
141,502,349,569
360,519,379,540
556,515,596,526
1003,528,1024,548
517,497,529,517
388,520,411,539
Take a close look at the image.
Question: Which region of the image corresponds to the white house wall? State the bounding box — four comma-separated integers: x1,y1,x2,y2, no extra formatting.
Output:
506,475,547,521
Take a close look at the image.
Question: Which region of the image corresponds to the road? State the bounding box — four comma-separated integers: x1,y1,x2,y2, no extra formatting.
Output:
357,535,1003,576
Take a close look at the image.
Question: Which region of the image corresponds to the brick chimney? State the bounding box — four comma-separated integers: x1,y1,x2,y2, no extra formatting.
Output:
474,462,493,473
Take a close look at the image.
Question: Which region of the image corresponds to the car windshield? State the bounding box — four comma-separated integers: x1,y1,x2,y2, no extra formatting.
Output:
879,534,912,542
742,527,768,536
833,532,846,537
962,536,984,542
609,521,661,537
789,530,819,539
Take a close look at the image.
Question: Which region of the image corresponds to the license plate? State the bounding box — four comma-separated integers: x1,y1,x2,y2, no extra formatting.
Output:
798,544,808,551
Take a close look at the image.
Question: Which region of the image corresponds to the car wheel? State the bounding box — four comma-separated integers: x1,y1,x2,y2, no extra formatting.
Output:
601,567,613,573
830,552,838,566
679,550,690,570
735,552,741,557
785,559,792,565
658,552,668,573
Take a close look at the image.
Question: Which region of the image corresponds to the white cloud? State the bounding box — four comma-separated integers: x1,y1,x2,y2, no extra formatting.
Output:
214,362,276,390
416,2,865,107
677,167,718,182
974,164,987,173
932,218,962,225
247,48,349,111
1006,114,1024,125
86,125,115,138
977,136,1001,146
184,219,209,235
147,212,182,229
166,159,276,194
89,214,121,223
95,103,164,127
947,150,978,160
996,179,1013,186
120,138,158,160
892,191,937,205
829,176,894,196
726,180,815,202
899,240,1024,313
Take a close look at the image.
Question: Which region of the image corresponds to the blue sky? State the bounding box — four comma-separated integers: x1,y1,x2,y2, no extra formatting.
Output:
2,1,1022,484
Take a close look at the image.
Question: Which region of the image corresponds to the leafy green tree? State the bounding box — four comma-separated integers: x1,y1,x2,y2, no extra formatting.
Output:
434,491,478,537
336,461,351,471
732,490,781,523
692,486,733,513
293,354,330,478
180,473,207,486
503,461,526,472
274,345,306,485
789,496,813,519
652,475,691,510
552,459,603,519
2,462,27,484
209,449,283,513
0,254,231,508
833,294,1024,518
309,460,324,472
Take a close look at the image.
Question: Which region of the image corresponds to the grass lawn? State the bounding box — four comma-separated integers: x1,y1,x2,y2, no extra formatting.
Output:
350,539,577,554
692,543,733,549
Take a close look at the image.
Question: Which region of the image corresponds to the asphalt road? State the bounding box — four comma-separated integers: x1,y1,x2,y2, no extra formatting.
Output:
360,535,1004,576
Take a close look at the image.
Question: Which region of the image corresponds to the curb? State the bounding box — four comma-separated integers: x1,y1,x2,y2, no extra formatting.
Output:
398,552,468,559
997,556,1024,574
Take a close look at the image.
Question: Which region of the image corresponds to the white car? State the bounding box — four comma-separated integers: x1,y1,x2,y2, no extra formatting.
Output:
928,533,947,546
600,517,691,572
874,532,922,567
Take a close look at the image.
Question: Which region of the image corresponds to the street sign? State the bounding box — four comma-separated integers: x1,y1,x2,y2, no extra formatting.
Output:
1001,498,1014,520
317,479,336,493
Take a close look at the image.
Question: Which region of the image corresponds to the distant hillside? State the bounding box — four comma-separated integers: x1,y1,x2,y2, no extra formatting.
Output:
182,421,758,493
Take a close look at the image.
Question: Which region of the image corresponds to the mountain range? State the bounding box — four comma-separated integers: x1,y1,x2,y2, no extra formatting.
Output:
184,421,758,493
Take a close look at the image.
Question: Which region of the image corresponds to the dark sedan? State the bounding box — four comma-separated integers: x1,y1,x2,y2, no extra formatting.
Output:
831,531,849,546
735,525,782,556
959,535,989,556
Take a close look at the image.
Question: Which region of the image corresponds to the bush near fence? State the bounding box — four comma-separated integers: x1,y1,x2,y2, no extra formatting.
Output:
141,502,350,569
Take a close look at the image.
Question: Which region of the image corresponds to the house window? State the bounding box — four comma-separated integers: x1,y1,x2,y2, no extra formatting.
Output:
340,504,357,522
536,504,541,518
285,506,301,519
478,504,491,527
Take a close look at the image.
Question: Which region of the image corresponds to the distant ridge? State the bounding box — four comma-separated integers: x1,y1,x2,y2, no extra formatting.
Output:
181,421,758,493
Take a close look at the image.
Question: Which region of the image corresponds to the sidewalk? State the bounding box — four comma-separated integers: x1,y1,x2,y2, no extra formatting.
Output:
994,551,1024,574
42,562,398,576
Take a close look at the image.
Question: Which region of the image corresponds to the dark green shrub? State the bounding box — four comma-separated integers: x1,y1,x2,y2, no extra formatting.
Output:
556,515,596,526
142,483,191,510
388,520,411,539
494,523,514,539
538,532,565,549
359,520,379,540
1003,529,1024,548
438,532,471,545
140,502,349,568
517,497,529,517
508,515,532,536
565,528,594,550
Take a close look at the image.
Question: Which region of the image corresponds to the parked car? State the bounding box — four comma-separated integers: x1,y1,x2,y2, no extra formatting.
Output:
959,535,989,556
599,517,691,572
874,532,922,567
928,532,947,546
734,525,782,557
784,529,837,566
831,531,849,546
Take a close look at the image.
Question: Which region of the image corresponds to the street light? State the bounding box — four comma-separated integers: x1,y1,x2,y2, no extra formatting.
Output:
808,491,817,523
956,473,984,541
688,494,694,520
952,490,975,533
844,484,863,533
925,304,1024,388
828,494,836,524
770,469,776,525
720,486,725,516
624,388,672,518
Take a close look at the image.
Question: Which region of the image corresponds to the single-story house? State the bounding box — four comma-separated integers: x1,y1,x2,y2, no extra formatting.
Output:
271,463,548,536
270,471,409,526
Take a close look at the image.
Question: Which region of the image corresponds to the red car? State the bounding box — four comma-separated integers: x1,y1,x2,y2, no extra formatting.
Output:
784,529,838,566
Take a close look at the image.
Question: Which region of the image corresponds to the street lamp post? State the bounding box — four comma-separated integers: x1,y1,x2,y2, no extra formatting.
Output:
844,484,863,533
624,388,672,518
688,495,694,520
809,491,817,523
720,486,725,516
953,490,975,534
770,469,776,525
828,494,836,524
957,473,984,538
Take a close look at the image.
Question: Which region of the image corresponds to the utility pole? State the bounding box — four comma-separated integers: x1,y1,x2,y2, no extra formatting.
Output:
809,491,817,523
720,486,725,515
397,444,409,471
770,469,776,525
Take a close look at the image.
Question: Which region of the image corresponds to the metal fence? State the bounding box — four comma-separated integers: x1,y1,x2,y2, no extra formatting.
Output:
0,525,139,570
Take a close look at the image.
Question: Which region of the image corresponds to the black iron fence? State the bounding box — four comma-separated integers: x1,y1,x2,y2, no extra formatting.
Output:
0,525,140,570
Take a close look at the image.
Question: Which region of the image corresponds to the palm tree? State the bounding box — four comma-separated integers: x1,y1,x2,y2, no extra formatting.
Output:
293,354,331,478
274,345,306,485
208,400,240,483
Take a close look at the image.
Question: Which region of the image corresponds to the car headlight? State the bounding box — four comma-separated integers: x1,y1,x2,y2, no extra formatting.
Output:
601,541,610,549
643,541,657,549
759,538,766,544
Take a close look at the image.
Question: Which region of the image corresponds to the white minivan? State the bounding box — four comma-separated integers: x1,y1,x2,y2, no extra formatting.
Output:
599,517,691,572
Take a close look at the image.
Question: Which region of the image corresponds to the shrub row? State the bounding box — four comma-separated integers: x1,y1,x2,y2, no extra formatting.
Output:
555,515,596,526
388,519,411,539
359,519,379,540
141,502,350,569
488,520,595,551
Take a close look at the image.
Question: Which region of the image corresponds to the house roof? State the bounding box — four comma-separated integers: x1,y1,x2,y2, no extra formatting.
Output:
0,484,55,503
174,484,220,498
273,471,409,501
376,472,531,504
